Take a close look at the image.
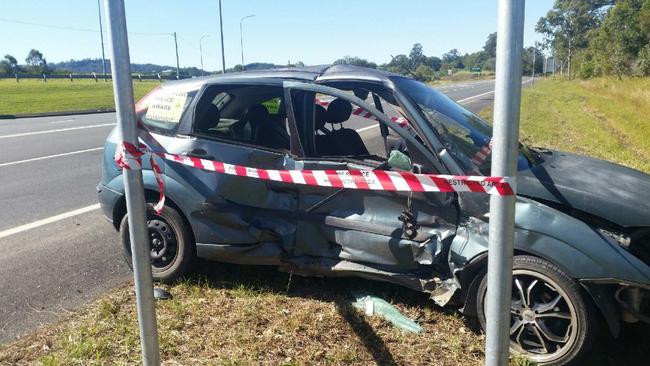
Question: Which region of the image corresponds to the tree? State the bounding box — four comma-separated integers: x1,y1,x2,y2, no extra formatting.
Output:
4,54,18,71
408,43,426,70
588,0,650,77
442,49,465,69
383,54,411,75
536,0,614,77
414,64,436,82
25,49,48,73
425,56,442,71
332,56,377,69
483,32,497,58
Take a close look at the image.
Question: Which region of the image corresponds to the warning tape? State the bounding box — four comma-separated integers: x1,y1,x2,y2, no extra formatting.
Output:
115,141,516,212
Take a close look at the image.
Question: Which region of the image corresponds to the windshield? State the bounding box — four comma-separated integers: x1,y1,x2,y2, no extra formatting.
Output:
393,77,531,174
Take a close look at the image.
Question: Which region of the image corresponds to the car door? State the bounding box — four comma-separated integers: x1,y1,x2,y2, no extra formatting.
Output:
283,81,458,271
160,82,301,263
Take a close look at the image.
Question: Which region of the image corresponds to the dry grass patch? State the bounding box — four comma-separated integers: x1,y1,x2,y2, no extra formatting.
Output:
0,263,487,366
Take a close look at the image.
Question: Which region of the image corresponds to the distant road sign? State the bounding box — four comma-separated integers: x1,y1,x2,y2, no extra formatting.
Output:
470,66,482,73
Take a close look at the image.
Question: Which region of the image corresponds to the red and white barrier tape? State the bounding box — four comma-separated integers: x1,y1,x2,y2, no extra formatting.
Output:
115,141,515,213
114,142,165,213
315,98,410,128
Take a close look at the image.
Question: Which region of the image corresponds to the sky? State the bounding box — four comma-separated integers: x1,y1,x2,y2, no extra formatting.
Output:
0,0,554,70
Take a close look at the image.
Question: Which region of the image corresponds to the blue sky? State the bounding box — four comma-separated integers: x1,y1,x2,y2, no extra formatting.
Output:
1,0,553,70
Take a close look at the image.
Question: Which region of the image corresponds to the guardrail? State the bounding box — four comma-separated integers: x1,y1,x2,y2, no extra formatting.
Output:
0,73,184,82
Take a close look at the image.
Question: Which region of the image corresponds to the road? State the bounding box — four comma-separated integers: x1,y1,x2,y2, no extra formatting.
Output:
0,78,503,342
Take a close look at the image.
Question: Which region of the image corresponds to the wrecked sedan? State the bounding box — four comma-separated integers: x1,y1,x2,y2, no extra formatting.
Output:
98,65,650,365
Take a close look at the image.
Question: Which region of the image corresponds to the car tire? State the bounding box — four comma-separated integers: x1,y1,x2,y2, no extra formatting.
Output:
120,203,195,283
476,255,597,366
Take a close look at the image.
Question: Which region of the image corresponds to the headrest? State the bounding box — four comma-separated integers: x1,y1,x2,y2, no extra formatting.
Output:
197,104,220,131
245,104,270,123
326,98,352,124
315,105,328,130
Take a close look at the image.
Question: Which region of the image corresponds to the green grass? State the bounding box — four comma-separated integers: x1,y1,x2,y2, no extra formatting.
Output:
480,77,650,174
0,78,159,115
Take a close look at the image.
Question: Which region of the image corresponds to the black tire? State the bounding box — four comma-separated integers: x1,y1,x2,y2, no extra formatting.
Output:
120,203,195,283
476,255,597,366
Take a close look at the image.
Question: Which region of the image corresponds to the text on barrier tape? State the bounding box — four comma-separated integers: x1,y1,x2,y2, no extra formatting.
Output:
115,141,516,213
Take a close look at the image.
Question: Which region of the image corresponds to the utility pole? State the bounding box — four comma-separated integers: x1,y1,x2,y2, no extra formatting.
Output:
485,0,524,365
239,14,255,71
103,0,160,365
97,0,107,81
173,32,180,79
219,0,226,74
199,35,210,77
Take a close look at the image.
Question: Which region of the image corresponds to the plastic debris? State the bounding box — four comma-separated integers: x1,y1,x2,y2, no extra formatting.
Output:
352,292,423,333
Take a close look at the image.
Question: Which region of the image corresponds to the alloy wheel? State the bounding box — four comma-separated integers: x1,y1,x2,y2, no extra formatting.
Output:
507,269,579,363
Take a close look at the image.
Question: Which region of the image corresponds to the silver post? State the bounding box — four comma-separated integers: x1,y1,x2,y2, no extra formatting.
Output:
173,31,180,79
199,35,209,77
531,46,536,82
239,14,255,71
218,0,226,74
486,0,524,365
97,0,107,81
103,1,161,365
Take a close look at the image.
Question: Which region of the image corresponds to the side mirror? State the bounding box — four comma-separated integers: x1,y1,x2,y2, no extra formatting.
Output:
388,150,412,171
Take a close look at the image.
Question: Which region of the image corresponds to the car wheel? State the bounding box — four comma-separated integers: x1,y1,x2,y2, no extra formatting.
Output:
476,255,597,366
120,203,195,282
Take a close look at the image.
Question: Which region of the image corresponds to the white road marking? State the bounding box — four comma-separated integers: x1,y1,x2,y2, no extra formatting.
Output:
0,147,103,167
48,119,76,125
0,123,115,139
0,204,101,240
456,90,496,103
356,125,379,133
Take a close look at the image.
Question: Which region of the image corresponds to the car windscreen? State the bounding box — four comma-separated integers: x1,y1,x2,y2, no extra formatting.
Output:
392,77,530,174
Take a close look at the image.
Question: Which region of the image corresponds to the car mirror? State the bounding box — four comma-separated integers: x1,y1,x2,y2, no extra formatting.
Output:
388,150,412,171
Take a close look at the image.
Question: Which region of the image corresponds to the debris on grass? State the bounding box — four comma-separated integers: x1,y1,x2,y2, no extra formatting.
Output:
352,292,423,334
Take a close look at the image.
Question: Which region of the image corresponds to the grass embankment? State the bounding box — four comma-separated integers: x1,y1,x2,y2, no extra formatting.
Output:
481,77,650,174
0,263,489,366
0,79,159,116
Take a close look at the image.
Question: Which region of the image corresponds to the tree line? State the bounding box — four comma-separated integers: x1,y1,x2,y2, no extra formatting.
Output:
537,0,650,78
333,33,543,83
0,49,48,74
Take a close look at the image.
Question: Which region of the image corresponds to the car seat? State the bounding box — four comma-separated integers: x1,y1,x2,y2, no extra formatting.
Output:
195,104,221,132
314,104,340,156
243,104,290,149
326,98,369,156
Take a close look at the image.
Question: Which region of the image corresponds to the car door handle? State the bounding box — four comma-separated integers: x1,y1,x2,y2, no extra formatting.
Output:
184,148,215,160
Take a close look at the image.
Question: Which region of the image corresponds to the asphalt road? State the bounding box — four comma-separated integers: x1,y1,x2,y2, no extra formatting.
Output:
0,78,503,342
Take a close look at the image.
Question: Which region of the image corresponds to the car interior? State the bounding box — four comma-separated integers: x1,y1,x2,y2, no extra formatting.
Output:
193,85,290,151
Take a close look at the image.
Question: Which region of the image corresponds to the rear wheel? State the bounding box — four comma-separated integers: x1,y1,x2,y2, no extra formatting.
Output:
476,255,597,365
120,203,195,282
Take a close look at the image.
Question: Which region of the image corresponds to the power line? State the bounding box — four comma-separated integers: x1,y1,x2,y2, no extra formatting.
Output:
0,17,171,36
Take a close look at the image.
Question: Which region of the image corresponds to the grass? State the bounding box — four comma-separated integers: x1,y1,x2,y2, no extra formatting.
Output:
480,76,650,174
0,78,159,115
0,263,489,366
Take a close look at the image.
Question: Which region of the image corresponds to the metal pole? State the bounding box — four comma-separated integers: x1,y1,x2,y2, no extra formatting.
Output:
199,35,209,77
103,1,161,365
97,0,107,81
239,14,255,71
218,0,226,74
486,0,524,365
531,46,536,82
173,31,180,79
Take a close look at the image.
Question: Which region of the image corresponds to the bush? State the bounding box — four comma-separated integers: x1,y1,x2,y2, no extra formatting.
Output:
638,44,650,76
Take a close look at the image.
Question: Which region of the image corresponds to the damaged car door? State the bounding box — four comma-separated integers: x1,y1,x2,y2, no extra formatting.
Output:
164,82,300,263
283,81,458,273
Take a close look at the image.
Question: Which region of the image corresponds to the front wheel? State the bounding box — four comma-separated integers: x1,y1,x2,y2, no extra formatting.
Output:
476,255,598,366
120,203,195,283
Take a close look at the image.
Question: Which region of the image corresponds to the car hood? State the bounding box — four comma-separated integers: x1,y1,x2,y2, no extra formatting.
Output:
517,150,650,227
